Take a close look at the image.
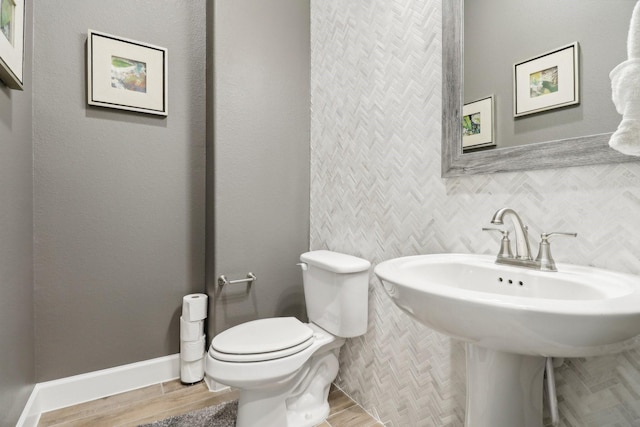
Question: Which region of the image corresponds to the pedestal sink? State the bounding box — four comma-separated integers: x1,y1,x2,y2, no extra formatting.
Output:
374,253,640,427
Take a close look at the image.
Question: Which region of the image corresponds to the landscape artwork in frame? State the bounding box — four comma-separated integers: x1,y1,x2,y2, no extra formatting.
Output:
513,43,579,117
0,0,24,90
87,30,168,116
1,0,13,43
462,96,495,151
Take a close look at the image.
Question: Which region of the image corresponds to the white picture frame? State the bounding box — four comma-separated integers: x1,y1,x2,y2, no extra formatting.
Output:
0,0,25,90
513,42,579,117
87,30,168,116
462,96,495,151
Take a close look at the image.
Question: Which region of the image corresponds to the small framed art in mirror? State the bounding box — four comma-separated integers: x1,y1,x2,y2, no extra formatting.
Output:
0,0,25,90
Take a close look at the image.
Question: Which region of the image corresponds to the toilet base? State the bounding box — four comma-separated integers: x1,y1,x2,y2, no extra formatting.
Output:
285,349,339,426
236,385,291,427
234,347,341,427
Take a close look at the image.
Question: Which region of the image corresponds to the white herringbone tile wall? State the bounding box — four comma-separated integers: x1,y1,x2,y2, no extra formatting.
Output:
310,0,640,426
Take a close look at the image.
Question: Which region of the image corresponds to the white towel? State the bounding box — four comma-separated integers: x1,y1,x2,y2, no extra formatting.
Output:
610,1,640,156
628,1,640,58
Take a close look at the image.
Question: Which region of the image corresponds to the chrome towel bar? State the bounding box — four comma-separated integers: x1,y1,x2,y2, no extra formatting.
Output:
217,272,256,288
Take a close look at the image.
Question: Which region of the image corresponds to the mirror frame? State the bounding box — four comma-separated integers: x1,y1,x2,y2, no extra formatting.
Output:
442,0,635,178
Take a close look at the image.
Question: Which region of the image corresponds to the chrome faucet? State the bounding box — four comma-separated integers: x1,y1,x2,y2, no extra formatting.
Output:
484,208,577,272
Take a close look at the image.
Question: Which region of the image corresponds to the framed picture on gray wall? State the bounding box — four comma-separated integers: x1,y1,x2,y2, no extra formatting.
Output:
87,30,168,116
513,42,579,117
462,96,495,151
0,0,25,90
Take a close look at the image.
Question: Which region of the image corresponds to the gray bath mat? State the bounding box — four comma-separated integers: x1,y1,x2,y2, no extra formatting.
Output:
138,400,237,427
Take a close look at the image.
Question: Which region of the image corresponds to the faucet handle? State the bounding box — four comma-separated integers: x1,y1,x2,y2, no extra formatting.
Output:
482,227,513,259
535,232,577,271
482,227,508,236
540,232,578,241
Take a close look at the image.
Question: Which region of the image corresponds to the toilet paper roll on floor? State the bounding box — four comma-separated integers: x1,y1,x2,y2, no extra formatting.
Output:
182,293,208,322
180,335,206,362
180,357,205,384
180,317,204,342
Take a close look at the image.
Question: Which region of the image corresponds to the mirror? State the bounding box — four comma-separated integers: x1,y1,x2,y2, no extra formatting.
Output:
442,0,637,177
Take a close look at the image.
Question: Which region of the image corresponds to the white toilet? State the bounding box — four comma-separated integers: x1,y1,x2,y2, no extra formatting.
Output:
205,250,371,427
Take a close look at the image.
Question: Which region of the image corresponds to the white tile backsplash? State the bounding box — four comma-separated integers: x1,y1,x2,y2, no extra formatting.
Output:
310,0,640,425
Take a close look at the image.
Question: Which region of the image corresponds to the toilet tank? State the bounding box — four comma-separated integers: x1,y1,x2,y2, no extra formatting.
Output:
299,250,371,338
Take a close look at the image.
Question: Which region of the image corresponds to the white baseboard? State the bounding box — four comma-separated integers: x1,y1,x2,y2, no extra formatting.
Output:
16,354,180,427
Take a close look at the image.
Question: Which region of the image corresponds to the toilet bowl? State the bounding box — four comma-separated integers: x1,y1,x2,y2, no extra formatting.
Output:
206,319,344,426
205,250,370,427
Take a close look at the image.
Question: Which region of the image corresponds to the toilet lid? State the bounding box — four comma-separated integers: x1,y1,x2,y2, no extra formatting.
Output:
211,317,314,362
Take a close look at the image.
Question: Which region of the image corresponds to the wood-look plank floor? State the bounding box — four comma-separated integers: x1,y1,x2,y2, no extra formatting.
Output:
38,380,383,427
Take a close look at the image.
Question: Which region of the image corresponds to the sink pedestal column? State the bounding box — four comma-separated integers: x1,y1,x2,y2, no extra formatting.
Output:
465,344,546,427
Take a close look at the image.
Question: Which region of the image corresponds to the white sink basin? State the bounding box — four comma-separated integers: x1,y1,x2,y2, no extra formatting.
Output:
375,253,640,357
376,253,640,427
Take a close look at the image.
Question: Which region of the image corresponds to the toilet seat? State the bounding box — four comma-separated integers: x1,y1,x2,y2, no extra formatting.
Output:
211,317,314,362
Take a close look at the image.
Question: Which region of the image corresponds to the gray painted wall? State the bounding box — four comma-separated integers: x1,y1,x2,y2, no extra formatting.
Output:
33,0,207,381
464,0,636,148
0,1,34,425
206,0,310,337
311,0,640,426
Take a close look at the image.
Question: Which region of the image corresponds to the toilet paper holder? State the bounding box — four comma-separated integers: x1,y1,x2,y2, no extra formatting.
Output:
218,272,257,288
